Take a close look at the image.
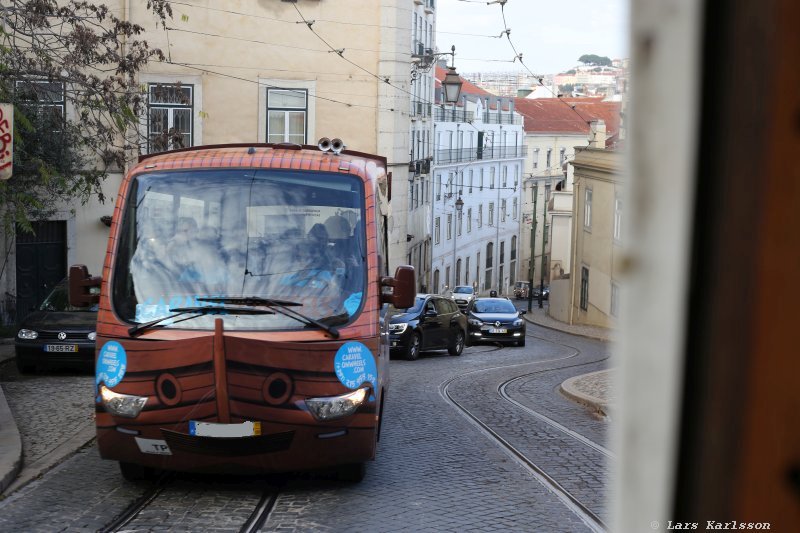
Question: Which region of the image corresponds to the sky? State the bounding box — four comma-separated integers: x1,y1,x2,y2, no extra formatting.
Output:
435,0,629,75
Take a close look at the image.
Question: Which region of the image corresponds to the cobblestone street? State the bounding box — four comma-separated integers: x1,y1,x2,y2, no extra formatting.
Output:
0,323,611,532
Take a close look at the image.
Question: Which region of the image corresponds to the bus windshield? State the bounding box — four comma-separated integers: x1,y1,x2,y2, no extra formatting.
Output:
112,169,366,331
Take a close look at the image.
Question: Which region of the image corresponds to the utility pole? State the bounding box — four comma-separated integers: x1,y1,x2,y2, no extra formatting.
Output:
538,179,549,308
527,181,537,312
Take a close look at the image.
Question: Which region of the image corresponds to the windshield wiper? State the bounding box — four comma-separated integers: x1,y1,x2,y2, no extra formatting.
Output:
128,305,274,337
197,296,340,339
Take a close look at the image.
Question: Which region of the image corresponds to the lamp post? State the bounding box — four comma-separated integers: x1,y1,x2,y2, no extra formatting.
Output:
538,179,549,309
528,181,537,312
454,196,464,286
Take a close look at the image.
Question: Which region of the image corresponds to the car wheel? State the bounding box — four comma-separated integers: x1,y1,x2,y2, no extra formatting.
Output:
15,353,36,374
517,338,526,347
337,462,366,482
119,461,156,482
448,330,464,356
405,333,421,361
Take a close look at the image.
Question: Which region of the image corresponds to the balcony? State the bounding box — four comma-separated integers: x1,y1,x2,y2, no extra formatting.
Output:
412,100,432,118
433,107,475,123
435,145,528,165
425,0,435,14
482,112,523,125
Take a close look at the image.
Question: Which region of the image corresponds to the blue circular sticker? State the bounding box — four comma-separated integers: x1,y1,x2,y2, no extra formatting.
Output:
334,342,377,391
96,341,127,388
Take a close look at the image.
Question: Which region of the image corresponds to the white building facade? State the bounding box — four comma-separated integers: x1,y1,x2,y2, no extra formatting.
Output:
427,98,525,296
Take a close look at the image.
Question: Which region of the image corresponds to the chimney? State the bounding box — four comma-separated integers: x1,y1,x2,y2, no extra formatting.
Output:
589,120,606,149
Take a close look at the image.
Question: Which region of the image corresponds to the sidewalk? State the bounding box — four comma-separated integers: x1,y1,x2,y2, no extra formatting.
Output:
0,340,22,495
521,302,615,416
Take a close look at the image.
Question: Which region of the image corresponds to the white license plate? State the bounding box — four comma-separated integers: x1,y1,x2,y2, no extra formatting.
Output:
189,420,261,438
44,344,78,352
489,328,507,334
135,437,172,455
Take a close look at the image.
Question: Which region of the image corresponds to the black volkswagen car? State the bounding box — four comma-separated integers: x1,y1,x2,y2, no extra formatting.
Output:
15,280,97,373
466,297,527,346
388,294,467,360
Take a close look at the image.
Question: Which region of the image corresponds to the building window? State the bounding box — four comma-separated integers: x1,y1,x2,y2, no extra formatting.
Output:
485,242,494,291
456,259,462,285
447,214,452,240
435,217,441,244
436,174,442,201
513,198,518,219
16,80,65,133
546,148,552,169
580,266,589,310
533,148,540,169
511,236,517,261
478,205,483,228
584,188,593,228
488,202,494,226
465,256,470,285
469,170,474,193
467,208,472,233
457,210,463,236
560,147,566,162
480,168,484,191
490,167,495,189
458,171,463,195
267,88,307,144
502,166,507,188
614,196,622,241
501,199,507,223
148,83,193,153
611,282,620,317
500,240,505,265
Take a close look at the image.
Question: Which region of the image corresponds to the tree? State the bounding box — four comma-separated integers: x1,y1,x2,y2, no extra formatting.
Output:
0,0,173,238
578,54,612,67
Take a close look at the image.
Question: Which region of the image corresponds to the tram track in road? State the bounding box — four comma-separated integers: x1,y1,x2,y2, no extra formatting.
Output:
99,471,282,533
440,327,611,532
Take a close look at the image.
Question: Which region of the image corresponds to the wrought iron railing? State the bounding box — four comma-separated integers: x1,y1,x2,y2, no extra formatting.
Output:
435,145,527,164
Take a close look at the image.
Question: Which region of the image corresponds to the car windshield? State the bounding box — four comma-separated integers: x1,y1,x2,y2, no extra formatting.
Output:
454,286,473,294
40,282,98,312
473,300,517,314
112,169,366,330
404,297,426,314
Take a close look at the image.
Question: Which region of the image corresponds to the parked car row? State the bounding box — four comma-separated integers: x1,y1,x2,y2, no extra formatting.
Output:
388,293,527,360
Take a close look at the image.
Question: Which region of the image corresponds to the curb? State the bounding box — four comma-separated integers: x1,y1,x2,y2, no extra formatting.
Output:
0,385,22,495
522,313,613,343
560,370,611,417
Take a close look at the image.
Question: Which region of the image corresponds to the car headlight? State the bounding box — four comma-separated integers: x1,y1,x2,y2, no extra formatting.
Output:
388,322,408,334
88,332,97,341
99,385,148,418
17,328,38,340
468,318,483,327
513,319,524,326
305,387,369,421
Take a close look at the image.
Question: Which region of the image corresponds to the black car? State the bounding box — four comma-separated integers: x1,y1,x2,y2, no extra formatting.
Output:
531,284,550,300
466,297,527,346
388,294,467,360
15,280,98,373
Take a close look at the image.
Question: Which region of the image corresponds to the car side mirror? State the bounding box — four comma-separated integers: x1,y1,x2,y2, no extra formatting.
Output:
69,265,101,308
519,310,527,315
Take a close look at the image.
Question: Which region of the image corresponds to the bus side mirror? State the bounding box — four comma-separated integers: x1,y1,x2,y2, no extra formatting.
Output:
381,265,416,309
69,264,101,307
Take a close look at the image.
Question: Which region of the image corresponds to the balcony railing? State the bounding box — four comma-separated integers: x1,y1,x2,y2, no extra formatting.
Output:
433,107,475,123
482,112,523,125
412,100,432,117
435,145,527,165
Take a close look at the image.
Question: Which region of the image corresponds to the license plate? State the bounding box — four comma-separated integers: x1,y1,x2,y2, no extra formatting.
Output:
44,344,78,352
489,328,507,334
189,420,261,438
135,437,172,455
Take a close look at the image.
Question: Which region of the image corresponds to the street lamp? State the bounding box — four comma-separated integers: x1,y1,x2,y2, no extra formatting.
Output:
454,197,464,286
441,46,463,104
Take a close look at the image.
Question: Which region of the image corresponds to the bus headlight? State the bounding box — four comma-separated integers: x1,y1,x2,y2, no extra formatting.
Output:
305,387,369,421
100,385,148,418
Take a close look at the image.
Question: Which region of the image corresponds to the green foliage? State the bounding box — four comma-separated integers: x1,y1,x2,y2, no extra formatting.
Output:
0,0,172,238
578,54,612,67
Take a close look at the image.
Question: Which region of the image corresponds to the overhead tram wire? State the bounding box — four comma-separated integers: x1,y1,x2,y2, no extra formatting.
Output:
164,60,411,116
490,1,594,126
